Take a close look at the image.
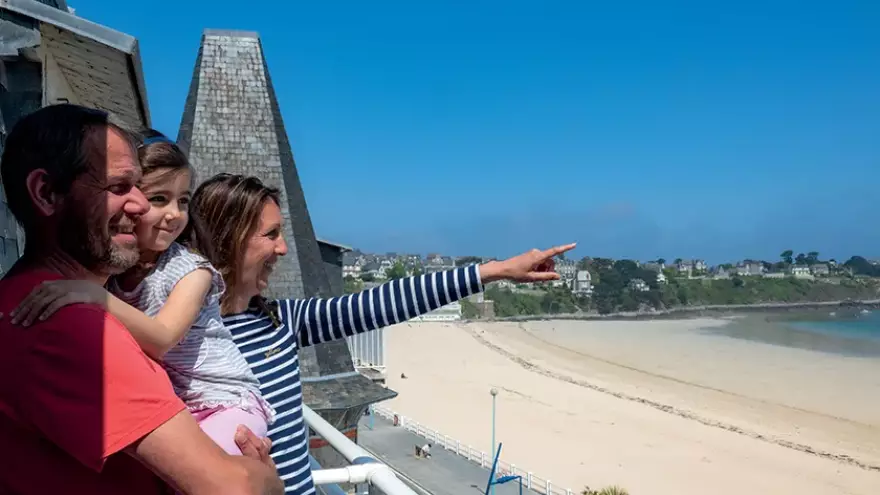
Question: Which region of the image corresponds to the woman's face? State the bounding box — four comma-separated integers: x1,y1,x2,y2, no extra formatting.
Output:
238,199,288,300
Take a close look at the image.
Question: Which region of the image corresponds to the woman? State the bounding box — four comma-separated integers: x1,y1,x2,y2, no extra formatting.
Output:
190,173,575,494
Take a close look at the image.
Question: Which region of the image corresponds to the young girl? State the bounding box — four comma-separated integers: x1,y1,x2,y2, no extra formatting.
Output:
8,130,274,455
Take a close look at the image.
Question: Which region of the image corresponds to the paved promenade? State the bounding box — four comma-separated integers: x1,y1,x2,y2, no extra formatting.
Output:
357,413,533,495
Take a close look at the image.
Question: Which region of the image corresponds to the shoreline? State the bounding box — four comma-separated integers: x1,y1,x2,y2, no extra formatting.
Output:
474,298,880,322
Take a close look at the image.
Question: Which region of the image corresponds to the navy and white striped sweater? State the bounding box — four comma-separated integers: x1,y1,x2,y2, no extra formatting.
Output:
224,265,484,494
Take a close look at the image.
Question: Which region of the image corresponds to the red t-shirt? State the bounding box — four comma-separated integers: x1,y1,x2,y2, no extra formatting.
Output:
0,270,186,494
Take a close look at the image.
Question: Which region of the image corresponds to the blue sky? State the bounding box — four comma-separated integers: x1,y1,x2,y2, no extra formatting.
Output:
74,1,879,263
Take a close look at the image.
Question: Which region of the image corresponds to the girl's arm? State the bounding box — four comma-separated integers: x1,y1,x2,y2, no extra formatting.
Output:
8,270,213,360
106,269,213,359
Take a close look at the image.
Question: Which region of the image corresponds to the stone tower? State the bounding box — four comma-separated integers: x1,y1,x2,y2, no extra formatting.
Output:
177,29,395,476
177,29,329,300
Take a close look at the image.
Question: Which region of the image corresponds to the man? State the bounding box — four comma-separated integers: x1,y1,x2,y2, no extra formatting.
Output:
0,104,283,495
415,443,432,459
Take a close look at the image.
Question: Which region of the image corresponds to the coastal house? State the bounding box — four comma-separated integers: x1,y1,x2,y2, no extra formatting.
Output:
810,263,831,277
790,265,814,279
713,266,732,279
573,270,593,295
629,278,650,292
425,255,455,273
676,260,694,275
342,251,363,278
676,259,707,276
736,261,765,277
656,271,667,284
555,258,578,280
360,261,385,279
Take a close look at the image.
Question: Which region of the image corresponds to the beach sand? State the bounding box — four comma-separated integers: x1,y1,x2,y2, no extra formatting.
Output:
382,318,880,495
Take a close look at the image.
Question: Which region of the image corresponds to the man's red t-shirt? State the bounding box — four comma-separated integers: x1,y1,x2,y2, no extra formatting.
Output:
0,270,186,494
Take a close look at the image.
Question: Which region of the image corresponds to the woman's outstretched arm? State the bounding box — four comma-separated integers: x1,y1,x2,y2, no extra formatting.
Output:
279,243,576,348
288,265,482,347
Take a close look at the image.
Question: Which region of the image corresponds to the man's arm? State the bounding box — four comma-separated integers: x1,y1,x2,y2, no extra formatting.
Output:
125,410,283,495
22,305,282,495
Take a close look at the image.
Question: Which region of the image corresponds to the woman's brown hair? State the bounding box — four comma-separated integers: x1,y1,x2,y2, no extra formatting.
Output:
190,173,281,317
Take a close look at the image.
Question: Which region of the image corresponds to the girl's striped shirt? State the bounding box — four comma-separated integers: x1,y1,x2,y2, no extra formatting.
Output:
223,264,484,494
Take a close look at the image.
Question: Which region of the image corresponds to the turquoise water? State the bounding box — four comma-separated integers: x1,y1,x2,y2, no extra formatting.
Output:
787,310,880,342
705,309,880,357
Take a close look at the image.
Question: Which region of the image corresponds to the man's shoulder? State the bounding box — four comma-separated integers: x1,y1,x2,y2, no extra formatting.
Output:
0,270,141,359
0,269,62,303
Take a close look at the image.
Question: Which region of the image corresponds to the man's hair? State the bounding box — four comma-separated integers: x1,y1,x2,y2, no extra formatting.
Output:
190,173,281,314
0,104,137,233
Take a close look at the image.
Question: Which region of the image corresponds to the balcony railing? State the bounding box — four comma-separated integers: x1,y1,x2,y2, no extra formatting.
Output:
304,405,417,495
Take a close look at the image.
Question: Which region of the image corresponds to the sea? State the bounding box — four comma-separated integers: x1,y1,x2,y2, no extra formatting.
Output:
705,308,880,358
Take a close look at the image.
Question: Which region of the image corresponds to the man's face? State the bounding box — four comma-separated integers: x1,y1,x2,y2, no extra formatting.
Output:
58,127,149,275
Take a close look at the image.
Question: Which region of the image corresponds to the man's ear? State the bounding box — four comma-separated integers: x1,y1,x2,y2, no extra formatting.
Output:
25,169,61,217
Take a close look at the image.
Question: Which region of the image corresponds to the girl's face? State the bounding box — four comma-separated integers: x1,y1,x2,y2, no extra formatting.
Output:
135,168,192,252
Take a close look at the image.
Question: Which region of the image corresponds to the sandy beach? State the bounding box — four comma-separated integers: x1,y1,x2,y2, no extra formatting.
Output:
382,318,880,495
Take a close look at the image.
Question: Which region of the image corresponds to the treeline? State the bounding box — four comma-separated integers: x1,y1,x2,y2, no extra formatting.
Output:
485,277,879,317
482,254,880,316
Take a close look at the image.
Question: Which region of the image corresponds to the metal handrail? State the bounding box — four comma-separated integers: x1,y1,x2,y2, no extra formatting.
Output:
303,405,417,495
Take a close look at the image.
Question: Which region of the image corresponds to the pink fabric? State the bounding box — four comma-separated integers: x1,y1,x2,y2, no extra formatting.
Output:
193,405,269,455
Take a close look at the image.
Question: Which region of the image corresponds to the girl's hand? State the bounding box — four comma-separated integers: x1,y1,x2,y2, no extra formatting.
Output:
8,280,109,327
480,243,577,284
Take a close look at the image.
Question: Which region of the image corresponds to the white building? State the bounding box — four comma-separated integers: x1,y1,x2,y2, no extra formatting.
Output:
573,270,593,295
790,265,814,279
555,259,577,281
413,301,462,321
629,278,650,292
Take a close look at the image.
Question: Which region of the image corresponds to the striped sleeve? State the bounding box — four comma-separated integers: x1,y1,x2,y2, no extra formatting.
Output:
288,265,483,348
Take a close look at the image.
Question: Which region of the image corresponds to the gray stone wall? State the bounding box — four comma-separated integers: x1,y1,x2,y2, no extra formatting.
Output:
177,30,332,300
317,241,344,296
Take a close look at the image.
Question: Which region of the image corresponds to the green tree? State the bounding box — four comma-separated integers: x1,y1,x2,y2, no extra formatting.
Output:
795,253,807,265
674,258,683,265
360,273,376,282
344,276,364,294
385,262,407,280
460,298,480,318
806,251,820,265
412,265,423,276
657,258,666,265
780,250,794,265
576,256,591,270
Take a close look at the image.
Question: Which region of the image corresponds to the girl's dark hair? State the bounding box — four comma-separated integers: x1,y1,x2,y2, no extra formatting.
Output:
136,129,215,262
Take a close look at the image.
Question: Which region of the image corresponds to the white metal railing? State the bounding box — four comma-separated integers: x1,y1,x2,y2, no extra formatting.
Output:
304,405,417,495
371,405,574,495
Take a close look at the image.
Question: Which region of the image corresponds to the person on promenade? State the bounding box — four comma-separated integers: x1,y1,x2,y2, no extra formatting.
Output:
0,104,282,495
186,173,576,494
11,130,276,457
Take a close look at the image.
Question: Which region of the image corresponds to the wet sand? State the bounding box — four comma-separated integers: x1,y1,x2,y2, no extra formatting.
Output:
382,318,880,495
